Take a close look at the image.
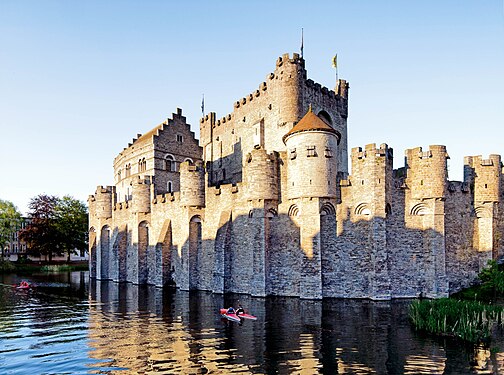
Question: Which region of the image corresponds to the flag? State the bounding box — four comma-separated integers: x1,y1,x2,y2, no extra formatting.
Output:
201,94,204,115
332,54,337,69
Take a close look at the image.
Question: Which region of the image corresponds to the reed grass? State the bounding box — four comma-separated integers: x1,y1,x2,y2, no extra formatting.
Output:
409,298,504,343
0,259,15,272
40,264,73,272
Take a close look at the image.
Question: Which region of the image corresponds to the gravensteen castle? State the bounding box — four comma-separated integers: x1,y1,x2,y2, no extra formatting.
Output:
89,53,503,300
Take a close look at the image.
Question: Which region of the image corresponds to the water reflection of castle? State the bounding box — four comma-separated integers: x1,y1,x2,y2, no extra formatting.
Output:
87,281,504,373
89,53,503,299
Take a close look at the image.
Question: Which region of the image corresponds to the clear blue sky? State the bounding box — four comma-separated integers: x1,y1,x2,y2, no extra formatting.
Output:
1,1,503,215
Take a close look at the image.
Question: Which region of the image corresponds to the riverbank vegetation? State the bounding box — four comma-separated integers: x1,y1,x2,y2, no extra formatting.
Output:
0,199,22,258
0,259,88,273
409,298,504,343
410,260,504,343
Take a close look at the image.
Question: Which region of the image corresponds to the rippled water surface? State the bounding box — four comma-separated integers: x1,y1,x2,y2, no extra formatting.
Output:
2,272,504,374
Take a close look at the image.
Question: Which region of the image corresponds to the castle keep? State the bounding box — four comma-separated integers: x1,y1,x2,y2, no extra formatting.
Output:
89,53,504,299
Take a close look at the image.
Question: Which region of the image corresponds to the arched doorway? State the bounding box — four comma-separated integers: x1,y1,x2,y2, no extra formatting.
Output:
189,216,202,290
100,225,110,280
89,227,96,278
138,221,149,284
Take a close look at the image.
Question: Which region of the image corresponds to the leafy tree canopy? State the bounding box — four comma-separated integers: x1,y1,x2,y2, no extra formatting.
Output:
0,199,22,257
20,194,88,262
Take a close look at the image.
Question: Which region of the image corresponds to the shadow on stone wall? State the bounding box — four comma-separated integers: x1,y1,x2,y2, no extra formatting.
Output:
91,203,487,300
206,140,243,187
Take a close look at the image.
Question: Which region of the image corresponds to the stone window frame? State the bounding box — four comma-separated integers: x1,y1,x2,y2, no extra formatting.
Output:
167,181,173,193
176,134,184,143
289,148,297,160
165,154,176,172
138,157,147,173
307,145,317,157
125,163,131,177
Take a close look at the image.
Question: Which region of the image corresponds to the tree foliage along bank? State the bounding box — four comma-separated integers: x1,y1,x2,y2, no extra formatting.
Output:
20,194,88,262
0,199,22,258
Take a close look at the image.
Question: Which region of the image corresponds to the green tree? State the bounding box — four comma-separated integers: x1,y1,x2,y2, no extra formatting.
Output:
479,260,504,299
20,194,61,262
54,196,88,262
0,199,22,258
20,194,88,262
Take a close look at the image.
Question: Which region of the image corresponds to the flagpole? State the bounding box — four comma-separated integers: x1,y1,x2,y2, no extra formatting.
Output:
300,28,304,58
332,54,338,91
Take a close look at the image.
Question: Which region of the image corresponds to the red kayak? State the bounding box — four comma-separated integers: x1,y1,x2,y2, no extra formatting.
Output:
219,308,257,321
14,282,32,290
237,312,257,321
220,308,241,322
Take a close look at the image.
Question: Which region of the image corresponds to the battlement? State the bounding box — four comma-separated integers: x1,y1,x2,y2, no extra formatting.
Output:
200,53,349,136
152,191,181,205
464,154,502,169
351,143,392,161
405,145,449,199
464,154,502,203
275,52,305,70
94,185,115,194
89,186,115,219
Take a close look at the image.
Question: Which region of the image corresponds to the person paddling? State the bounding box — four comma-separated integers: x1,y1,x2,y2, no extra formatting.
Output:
236,305,245,316
226,307,236,315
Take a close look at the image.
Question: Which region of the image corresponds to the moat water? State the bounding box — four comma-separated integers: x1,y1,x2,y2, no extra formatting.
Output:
1,272,504,374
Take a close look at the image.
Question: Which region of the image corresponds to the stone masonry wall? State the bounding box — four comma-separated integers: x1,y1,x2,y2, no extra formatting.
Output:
89,53,503,301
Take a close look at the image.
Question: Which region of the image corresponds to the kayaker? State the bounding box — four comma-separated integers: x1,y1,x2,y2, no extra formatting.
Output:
226,307,236,314
236,305,244,316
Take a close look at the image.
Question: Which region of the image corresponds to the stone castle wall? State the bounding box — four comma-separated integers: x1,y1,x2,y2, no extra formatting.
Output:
89,53,503,300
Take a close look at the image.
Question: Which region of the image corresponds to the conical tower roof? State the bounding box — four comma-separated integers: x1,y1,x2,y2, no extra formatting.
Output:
282,106,339,144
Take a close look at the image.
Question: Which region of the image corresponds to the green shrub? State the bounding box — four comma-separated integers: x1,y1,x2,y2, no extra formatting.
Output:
0,259,15,272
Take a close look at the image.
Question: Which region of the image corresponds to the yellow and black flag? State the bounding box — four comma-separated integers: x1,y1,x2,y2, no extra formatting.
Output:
332,54,338,69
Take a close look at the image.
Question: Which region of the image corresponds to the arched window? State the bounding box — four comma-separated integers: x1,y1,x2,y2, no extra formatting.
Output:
138,158,146,173
184,158,194,165
318,110,333,126
165,155,176,172
167,181,173,193
125,163,131,177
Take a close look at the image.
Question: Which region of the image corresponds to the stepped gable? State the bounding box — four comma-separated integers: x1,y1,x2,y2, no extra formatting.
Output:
282,106,340,143
133,124,163,145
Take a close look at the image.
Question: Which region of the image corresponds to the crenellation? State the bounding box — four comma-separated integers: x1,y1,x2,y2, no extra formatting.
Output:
90,51,503,300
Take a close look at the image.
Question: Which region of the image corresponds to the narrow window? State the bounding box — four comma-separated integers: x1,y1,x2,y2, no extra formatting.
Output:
176,134,183,143
165,155,176,172
307,145,317,157
290,148,297,160
167,181,173,193
324,147,333,158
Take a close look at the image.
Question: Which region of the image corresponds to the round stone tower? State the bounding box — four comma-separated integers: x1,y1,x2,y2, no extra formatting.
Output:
132,177,151,213
180,161,205,207
272,53,305,125
243,148,279,201
283,107,340,200
94,186,114,219
405,145,449,199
